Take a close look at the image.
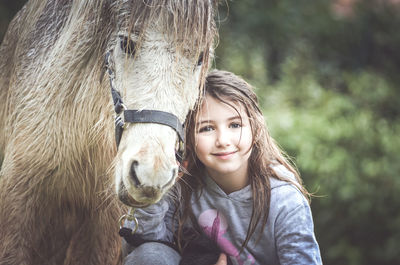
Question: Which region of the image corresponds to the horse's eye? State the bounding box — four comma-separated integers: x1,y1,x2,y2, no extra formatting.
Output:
119,36,136,56
197,52,204,66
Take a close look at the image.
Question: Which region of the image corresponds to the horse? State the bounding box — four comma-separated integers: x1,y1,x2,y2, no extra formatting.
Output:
0,0,218,264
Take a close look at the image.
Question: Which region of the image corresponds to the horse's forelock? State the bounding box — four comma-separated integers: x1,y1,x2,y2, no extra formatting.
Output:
117,0,218,59
21,0,218,68
111,0,219,101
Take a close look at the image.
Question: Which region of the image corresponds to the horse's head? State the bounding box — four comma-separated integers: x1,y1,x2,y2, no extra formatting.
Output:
108,1,217,207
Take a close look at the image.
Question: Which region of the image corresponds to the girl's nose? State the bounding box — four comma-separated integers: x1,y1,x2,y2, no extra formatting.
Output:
215,129,230,147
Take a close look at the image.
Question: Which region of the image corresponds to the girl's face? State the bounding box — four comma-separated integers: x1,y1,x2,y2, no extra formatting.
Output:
194,94,253,190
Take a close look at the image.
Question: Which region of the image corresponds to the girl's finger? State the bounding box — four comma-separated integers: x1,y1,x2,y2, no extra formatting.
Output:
214,253,227,265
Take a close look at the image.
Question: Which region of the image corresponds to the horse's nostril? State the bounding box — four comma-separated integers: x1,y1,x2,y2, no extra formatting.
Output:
129,160,141,187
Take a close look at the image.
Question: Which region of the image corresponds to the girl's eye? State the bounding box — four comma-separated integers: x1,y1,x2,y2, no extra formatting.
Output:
230,122,242,129
198,125,213,133
119,36,136,56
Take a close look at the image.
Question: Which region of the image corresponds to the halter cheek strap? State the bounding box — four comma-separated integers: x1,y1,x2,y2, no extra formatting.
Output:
124,110,184,143
105,51,185,163
115,110,185,159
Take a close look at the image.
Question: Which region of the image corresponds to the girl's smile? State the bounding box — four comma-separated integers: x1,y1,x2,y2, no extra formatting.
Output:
195,94,253,193
212,150,238,159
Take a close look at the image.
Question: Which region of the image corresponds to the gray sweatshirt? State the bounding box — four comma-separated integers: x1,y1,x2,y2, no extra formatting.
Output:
127,164,322,265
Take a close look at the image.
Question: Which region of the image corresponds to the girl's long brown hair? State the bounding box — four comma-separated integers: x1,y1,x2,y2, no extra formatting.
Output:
174,70,311,251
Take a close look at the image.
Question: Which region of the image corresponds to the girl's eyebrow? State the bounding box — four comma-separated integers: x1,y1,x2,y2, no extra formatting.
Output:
196,115,242,126
228,115,242,121
196,120,212,126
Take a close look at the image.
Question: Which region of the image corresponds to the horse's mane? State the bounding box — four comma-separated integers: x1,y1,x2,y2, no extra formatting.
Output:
1,0,218,199
15,0,218,82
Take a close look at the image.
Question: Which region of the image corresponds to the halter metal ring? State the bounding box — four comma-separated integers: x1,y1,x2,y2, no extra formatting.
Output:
118,209,139,234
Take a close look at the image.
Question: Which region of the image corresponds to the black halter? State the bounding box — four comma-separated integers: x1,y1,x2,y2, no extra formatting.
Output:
105,51,185,163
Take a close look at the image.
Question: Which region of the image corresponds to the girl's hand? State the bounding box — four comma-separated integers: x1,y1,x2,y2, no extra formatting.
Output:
214,253,227,265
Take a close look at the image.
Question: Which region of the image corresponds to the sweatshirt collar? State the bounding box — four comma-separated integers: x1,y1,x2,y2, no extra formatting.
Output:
204,173,253,202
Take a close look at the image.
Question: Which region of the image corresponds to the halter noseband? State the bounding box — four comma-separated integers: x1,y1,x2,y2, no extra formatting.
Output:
105,51,185,163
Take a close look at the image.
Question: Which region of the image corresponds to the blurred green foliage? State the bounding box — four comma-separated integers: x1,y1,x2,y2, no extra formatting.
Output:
1,1,399,264
215,1,400,264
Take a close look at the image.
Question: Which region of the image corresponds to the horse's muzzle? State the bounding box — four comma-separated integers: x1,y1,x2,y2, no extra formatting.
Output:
118,180,161,208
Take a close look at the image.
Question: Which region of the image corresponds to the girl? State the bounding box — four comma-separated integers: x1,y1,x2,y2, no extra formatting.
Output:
123,70,322,265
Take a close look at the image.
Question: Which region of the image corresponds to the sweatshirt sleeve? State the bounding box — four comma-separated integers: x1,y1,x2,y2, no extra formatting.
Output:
124,196,177,243
274,185,322,265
